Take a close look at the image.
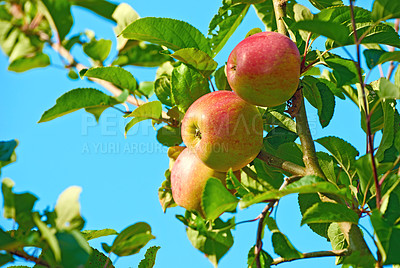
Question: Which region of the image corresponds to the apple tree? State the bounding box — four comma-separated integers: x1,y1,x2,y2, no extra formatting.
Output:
1,0,400,267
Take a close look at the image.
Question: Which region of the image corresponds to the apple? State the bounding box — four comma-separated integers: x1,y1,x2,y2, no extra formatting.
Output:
226,31,301,107
171,148,240,214
181,90,263,172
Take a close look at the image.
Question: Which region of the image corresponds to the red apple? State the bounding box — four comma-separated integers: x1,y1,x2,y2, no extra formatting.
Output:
181,90,263,172
226,31,301,107
171,148,240,214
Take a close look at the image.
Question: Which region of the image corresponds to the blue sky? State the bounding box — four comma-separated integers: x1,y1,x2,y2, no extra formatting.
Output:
0,0,387,267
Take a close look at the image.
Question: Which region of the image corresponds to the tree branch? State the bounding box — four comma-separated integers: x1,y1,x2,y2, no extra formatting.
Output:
348,0,380,210
48,42,170,120
271,249,349,265
9,250,50,267
257,150,306,176
254,176,300,268
295,90,325,178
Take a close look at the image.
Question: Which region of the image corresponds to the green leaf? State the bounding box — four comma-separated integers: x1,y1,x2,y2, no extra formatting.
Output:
113,42,171,67
325,57,360,87
69,0,118,21
373,78,400,100
254,0,276,32
55,186,84,230
263,110,297,133
0,228,21,251
112,3,139,50
214,65,231,91
0,22,38,62
395,67,400,87
81,229,118,241
363,49,400,69
154,76,173,107
372,0,400,21
138,246,160,268
298,193,330,239
253,158,284,189
292,20,348,44
33,213,61,262
186,217,234,267
264,127,298,149
328,222,348,265
301,202,359,225
201,178,238,220
171,63,210,112
309,0,343,10
158,169,176,213
2,178,38,230
8,53,50,73
83,67,137,94
122,17,211,56
0,140,18,174
265,217,302,259
106,222,155,257
39,0,73,41
156,126,182,147
85,248,114,268
302,76,335,128
247,246,273,268
375,100,396,162
124,101,162,134
371,209,400,265
39,88,120,123
57,230,92,267
316,136,359,179
170,48,217,77
138,82,155,98
208,3,250,57
317,6,400,49
317,152,337,184
240,175,346,208
0,253,14,266
83,39,112,62
226,169,249,197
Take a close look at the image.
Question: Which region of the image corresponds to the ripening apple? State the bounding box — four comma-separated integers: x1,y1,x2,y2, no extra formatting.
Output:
226,31,301,107
181,90,263,172
171,148,240,214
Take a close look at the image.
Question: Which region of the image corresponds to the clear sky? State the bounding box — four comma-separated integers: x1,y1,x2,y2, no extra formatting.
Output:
0,0,386,267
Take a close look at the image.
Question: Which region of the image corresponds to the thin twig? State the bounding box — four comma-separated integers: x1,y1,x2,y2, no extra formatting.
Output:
349,0,381,210
47,41,170,120
271,249,349,265
9,250,50,267
254,176,301,268
379,155,400,185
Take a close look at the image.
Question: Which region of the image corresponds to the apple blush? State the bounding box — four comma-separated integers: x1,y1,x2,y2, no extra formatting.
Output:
181,90,263,172
226,31,301,107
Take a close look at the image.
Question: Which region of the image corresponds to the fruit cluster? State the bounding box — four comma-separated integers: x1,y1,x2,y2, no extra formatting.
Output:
170,32,301,217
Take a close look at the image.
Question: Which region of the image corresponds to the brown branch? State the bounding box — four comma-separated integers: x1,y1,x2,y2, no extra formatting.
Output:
48,42,170,120
271,249,349,265
9,250,50,267
254,176,301,268
257,150,306,176
295,90,325,178
349,0,380,210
